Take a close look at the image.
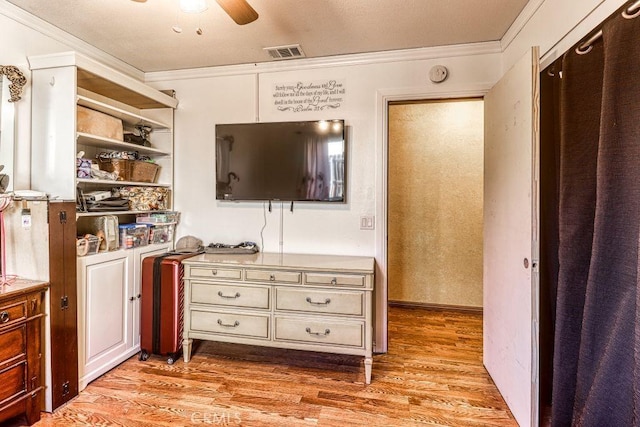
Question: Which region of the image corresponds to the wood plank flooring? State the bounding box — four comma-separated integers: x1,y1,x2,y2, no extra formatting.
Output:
10,306,516,426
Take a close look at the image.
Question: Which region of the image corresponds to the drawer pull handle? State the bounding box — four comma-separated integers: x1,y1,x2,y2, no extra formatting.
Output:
306,297,331,306
31,298,38,313
306,327,331,337
212,270,218,276
218,291,241,299
0,311,9,323
331,278,338,285
217,319,240,328
269,274,276,281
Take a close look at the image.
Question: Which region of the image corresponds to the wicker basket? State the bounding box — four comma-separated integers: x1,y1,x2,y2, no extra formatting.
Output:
130,161,160,183
98,158,132,181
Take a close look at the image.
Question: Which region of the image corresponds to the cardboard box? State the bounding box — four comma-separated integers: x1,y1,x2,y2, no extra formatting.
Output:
77,106,123,141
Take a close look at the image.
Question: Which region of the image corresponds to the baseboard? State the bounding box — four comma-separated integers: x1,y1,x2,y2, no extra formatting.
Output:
388,300,483,314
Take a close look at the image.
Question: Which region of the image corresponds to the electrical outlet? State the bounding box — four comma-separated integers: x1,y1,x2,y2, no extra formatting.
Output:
360,216,375,230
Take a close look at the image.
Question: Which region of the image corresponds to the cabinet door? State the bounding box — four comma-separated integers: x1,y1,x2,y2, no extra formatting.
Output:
131,244,171,348
483,47,540,427
78,251,132,388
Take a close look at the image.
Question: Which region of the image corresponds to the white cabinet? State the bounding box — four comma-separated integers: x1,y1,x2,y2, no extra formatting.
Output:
182,253,375,384
28,52,178,391
77,243,171,390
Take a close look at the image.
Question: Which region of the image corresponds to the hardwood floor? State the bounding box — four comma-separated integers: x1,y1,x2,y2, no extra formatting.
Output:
10,306,516,426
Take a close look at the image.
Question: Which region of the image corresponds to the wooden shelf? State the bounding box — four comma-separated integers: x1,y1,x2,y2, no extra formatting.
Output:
77,132,170,156
77,94,170,130
76,178,170,187
76,209,172,218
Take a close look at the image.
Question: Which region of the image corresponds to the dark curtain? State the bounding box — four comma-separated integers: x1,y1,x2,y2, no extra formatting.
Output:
549,8,640,427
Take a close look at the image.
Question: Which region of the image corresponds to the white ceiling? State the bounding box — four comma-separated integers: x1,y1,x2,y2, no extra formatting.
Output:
6,0,530,73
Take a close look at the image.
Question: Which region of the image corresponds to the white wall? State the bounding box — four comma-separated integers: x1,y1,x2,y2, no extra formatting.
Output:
150,50,502,254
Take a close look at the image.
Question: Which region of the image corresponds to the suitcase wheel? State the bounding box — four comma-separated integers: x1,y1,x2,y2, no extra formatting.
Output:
139,350,150,361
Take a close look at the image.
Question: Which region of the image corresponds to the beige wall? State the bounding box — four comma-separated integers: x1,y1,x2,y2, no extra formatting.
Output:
388,99,484,307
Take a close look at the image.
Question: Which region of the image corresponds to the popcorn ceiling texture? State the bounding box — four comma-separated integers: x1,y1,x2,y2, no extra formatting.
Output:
387,99,484,307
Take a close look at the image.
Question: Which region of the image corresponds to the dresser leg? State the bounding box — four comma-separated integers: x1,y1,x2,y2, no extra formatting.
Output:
364,357,373,384
25,392,42,425
183,338,193,362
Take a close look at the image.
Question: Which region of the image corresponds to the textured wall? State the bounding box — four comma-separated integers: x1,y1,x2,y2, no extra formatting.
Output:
388,99,484,307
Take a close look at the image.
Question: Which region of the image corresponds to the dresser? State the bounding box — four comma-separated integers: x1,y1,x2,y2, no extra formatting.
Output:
182,252,375,383
0,280,48,426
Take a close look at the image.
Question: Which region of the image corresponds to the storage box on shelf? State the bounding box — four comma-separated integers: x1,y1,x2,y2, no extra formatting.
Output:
119,223,150,249
77,105,123,141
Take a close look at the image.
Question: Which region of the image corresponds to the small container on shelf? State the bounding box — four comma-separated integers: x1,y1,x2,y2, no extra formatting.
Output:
146,223,175,244
118,223,150,249
130,160,160,183
77,235,101,257
136,211,180,224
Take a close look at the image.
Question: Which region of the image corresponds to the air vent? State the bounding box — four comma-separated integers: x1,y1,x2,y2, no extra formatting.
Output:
264,44,305,60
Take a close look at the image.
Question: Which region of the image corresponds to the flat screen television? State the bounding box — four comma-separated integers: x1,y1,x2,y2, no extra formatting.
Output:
215,120,346,202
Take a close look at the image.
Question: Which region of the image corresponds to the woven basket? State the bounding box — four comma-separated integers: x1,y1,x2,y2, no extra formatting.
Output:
130,161,160,183
98,158,132,181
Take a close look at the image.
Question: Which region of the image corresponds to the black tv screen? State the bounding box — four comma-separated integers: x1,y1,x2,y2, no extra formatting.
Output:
215,120,346,202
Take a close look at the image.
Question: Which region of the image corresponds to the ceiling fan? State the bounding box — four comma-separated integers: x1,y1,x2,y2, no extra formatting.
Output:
132,0,258,25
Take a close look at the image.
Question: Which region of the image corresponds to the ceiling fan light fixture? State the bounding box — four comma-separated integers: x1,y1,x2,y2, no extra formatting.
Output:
179,0,208,14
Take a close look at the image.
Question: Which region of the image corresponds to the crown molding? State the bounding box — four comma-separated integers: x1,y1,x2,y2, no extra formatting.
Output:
0,1,144,80
145,41,502,82
500,0,546,51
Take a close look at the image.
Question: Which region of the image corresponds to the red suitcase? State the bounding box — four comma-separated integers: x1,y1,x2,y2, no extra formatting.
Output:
139,252,197,364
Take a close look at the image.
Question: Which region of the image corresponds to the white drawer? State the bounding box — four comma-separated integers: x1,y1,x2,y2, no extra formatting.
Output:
189,267,242,281
245,269,301,284
274,317,364,348
191,282,270,309
304,272,365,288
190,310,269,339
275,288,364,316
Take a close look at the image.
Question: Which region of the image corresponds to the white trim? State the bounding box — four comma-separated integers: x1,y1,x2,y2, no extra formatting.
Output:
28,51,178,109
500,0,546,51
145,41,502,82
0,1,144,80
374,83,493,354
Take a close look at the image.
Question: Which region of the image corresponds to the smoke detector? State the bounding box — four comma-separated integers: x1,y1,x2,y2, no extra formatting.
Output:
264,44,305,60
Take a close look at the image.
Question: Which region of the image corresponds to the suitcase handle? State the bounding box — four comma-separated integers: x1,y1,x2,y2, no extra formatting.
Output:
217,291,241,299
217,319,240,328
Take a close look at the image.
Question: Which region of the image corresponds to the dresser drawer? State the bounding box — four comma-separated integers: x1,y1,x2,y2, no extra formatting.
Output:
274,317,364,348
189,267,242,281
191,282,270,309
190,310,269,339
0,300,27,330
304,273,366,288
246,269,301,284
275,288,364,316
0,361,27,405
0,325,26,368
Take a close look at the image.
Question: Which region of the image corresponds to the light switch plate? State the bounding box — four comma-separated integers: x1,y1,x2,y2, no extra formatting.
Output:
360,216,375,230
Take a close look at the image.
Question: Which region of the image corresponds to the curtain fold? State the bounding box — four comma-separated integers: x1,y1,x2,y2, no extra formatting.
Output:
552,10,640,427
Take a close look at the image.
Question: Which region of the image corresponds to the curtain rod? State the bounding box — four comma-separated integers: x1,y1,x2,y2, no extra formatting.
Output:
576,0,640,55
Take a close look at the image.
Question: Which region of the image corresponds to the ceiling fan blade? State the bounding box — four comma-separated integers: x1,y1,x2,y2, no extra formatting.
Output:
215,0,258,25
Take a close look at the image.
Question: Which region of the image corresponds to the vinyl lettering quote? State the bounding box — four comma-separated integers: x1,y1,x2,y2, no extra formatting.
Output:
273,80,345,112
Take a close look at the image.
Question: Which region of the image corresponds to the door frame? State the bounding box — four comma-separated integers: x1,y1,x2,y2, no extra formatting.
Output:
374,84,492,353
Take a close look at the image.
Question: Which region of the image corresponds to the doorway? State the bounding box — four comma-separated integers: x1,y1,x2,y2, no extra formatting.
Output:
387,98,484,309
